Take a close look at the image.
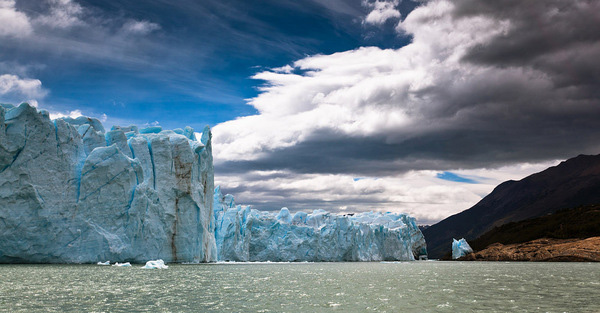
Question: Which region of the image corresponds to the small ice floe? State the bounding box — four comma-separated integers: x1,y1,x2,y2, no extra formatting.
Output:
113,262,132,267
142,259,168,269
452,238,473,259
97,261,110,266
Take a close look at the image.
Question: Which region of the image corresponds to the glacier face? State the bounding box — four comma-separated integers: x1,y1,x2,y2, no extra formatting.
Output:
0,103,216,263
0,102,428,263
213,187,428,262
452,238,473,259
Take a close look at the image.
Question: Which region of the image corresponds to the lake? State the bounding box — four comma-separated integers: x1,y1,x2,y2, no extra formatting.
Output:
0,261,598,312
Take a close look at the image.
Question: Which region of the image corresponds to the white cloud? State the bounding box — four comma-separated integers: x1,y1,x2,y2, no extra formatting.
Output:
363,0,401,25
0,74,47,100
0,0,162,67
121,20,161,35
216,160,558,224
212,0,600,223
213,0,512,162
34,0,84,29
0,0,32,38
27,99,39,108
49,109,82,120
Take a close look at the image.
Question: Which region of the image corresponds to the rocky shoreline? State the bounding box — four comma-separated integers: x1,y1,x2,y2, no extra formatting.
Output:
459,237,600,262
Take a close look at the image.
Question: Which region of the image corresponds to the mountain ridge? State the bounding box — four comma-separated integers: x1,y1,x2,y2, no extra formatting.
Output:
423,154,600,259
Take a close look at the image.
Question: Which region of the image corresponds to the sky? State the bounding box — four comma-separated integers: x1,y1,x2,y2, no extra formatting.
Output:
2,0,600,224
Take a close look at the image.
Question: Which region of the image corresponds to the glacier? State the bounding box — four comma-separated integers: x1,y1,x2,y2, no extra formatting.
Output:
452,238,473,259
213,187,428,261
0,103,216,263
0,102,428,263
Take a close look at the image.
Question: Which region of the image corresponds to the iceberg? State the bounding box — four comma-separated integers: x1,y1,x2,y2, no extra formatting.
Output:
213,187,428,261
142,259,168,269
452,238,473,259
0,103,216,263
97,261,110,266
113,262,131,267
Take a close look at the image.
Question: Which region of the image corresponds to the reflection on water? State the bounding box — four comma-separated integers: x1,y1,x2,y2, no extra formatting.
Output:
0,261,598,312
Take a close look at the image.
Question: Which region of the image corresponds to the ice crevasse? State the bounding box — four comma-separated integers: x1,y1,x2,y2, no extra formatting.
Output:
0,103,216,263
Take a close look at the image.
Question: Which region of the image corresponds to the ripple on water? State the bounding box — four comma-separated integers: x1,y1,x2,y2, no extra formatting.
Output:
0,262,598,312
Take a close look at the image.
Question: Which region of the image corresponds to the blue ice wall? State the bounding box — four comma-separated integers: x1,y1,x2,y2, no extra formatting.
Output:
0,103,216,263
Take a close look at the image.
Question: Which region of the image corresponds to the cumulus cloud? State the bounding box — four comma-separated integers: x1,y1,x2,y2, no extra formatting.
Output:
363,0,401,25
212,0,600,222
0,0,32,38
0,74,47,101
49,109,82,120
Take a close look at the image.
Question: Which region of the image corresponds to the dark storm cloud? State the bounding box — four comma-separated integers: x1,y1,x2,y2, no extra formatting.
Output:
216,112,600,177
214,0,600,179
457,1,600,85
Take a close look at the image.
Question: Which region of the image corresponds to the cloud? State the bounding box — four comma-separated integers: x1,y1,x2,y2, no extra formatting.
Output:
212,0,600,222
49,109,82,120
215,161,558,225
121,20,161,35
26,99,39,108
0,0,32,38
34,0,84,29
214,0,600,168
1,0,163,70
0,74,47,101
363,0,401,25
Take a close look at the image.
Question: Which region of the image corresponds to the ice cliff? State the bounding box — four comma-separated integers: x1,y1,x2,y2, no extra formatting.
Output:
0,102,428,263
452,238,473,259
213,187,428,261
0,103,216,263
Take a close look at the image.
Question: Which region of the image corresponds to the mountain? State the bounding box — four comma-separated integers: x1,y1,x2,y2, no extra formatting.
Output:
468,204,600,251
423,154,600,259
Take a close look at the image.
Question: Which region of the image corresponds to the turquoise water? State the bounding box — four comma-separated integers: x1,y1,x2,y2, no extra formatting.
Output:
0,262,598,312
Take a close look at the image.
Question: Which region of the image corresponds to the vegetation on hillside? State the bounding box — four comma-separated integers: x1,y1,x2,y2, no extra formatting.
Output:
468,204,600,251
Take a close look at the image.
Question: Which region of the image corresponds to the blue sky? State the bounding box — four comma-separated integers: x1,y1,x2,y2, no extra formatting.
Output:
1,0,415,129
2,0,600,224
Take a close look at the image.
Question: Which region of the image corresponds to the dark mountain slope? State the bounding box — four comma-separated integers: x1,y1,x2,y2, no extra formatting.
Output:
423,154,600,259
469,204,600,251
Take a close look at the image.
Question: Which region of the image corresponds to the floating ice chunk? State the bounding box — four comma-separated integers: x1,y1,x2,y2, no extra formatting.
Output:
97,261,110,265
142,259,168,269
113,262,131,267
452,238,473,259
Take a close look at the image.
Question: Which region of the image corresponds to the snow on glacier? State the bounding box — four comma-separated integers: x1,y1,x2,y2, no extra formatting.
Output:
213,187,428,262
0,103,216,263
452,238,473,259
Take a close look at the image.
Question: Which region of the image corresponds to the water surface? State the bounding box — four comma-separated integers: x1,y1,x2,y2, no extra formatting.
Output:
0,261,598,312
